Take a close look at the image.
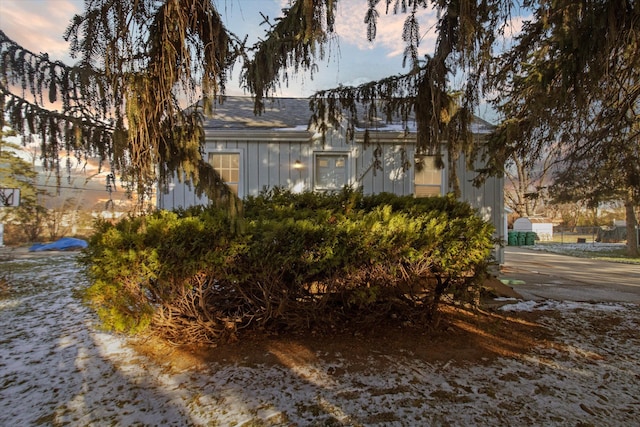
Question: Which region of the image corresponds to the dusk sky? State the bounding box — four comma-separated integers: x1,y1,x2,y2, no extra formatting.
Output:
0,0,523,212
0,1,444,98
0,0,528,118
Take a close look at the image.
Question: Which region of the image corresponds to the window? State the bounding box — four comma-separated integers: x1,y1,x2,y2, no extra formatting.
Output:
208,152,240,195
414,156,442,197
315,153,348,190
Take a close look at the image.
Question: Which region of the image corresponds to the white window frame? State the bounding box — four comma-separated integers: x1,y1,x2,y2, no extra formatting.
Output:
207,149,245,199
413,155,444,197
313,151,352,192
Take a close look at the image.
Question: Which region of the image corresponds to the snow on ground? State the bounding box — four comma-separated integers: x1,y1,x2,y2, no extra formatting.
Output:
498,298,633,312
1,252,640,426
531,242,628,254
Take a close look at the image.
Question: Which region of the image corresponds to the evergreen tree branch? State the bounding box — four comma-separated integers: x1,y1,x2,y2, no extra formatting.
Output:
241,0,338,114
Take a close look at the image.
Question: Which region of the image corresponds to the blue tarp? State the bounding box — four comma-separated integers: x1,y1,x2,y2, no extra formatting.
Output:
29,237,88,252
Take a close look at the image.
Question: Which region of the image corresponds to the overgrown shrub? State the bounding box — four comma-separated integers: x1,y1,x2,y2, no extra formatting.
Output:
81,190,495,344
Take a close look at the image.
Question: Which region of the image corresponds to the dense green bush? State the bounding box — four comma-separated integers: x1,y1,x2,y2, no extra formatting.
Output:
81,190,495,344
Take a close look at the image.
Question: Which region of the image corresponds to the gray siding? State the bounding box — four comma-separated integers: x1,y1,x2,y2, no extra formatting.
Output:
158,176,207,210
158,130,505,263
456,152,506,264
158,96,505,262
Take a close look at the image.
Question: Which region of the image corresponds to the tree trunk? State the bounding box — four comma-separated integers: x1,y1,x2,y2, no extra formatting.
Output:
625,190,639,257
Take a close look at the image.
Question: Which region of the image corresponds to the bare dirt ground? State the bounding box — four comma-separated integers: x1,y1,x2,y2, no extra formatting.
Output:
134,301,549,375
129,279,640,425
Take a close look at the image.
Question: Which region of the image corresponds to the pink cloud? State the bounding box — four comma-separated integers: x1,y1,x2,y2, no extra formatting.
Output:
335,2,437,59
0,0,83,63
504,13,532,39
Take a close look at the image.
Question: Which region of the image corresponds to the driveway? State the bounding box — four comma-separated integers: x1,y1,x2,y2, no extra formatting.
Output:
500,246,640,303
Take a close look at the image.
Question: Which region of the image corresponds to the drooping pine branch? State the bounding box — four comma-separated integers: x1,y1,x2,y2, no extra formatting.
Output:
475,1,640,190
309,58,472,196
1,1,252,211
0,29,117,185
63,0,242,205
310,0,512,193
241,0,338,114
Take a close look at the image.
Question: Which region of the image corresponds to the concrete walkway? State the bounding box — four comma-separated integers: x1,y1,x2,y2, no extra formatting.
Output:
501,246,640,303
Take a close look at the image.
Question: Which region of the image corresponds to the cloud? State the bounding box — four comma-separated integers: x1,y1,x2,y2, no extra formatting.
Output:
504,14,529,38
335,2,437,59
0,0,82,63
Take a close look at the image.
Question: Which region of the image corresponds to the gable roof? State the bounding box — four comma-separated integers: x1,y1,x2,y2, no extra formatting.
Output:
203,96,495,134
204,97,312,130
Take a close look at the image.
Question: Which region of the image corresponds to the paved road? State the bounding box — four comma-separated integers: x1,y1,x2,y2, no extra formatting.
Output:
500,246,640,303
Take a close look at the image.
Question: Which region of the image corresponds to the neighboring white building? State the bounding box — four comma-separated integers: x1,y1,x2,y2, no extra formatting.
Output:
158,97,506,263
513,217,554,241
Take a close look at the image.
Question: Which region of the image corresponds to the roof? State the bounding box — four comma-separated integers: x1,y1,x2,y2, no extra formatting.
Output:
515,217,553,224
204,97,313,130
202,96,495,133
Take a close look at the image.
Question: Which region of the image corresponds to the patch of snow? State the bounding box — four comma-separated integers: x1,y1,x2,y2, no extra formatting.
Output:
531,242,627,253
271,125,310,131
1,253,639,425
500,300,632,312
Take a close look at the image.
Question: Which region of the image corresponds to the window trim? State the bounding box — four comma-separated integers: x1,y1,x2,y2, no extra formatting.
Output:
207,149,245,199
312,151,352,192
413,155,445,197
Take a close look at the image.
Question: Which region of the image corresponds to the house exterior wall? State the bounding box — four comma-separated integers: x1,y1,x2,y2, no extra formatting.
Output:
158,127,506,264
456,152,506,263
158,131,426,205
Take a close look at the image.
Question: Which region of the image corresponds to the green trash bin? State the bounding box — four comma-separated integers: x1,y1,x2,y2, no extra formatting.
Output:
517,232,526,246
525,231,537,246
507,231,517,246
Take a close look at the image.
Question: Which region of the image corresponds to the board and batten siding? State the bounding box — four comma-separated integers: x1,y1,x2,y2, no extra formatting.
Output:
158,132,308,208
456,150,506,264
158,131,502,226
355,133,421,197
158,128,420,207
157,128,505,263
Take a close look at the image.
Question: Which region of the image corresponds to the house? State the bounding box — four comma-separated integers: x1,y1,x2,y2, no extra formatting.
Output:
513,217,554,241
158,97,505,262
